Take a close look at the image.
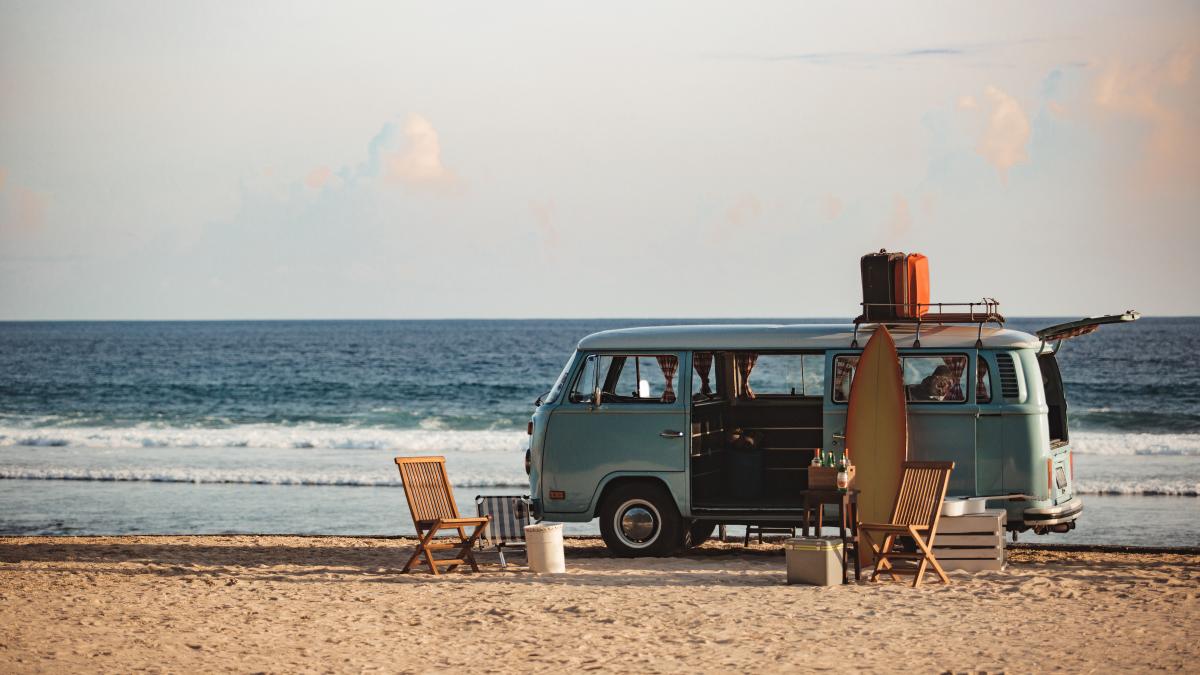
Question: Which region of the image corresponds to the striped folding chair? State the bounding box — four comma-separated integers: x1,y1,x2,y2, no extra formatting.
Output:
475,495,532,568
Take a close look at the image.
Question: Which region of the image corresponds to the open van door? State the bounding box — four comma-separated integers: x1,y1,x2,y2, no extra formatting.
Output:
1036,311,1140,348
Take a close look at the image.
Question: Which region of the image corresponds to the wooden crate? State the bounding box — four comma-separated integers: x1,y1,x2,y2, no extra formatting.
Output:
808,465,856,490
933,509,1006,572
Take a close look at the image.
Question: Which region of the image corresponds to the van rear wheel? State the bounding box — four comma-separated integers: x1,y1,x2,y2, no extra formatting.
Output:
599,482,682,557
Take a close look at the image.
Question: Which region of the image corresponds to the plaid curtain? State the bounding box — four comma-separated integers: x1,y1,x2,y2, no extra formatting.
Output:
976,356,991,403
692,352,713,396
943,355,967,401
735,352,759,399
656,355,679,403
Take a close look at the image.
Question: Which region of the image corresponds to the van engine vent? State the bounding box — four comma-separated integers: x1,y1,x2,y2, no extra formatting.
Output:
996,353,1020,401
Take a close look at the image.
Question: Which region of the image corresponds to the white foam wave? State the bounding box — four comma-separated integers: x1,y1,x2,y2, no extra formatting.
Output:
0,425,526,453
1075,480,1199,497
0,466,527,488
1070,432,1200,456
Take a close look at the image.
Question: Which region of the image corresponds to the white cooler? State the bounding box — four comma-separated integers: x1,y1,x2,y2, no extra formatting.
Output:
524,522,566,574
784,537,844,586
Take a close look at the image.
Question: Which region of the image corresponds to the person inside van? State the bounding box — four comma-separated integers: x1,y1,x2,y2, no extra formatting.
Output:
913,365,954,401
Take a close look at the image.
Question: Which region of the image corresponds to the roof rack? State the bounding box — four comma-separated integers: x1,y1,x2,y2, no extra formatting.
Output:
851,299,1005,348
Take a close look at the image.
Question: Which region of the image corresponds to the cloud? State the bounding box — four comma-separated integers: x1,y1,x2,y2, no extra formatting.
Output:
384,114,458,186
304,166,333,190
1,185,48,233
724,194,762,231
1092,44,1199,185
723,38,1047,67
976,85,1031,180
887,195,911,237
821,193,844,220
530,200,559,253
957,95,978,110
749,46,969,65
0,168,7,192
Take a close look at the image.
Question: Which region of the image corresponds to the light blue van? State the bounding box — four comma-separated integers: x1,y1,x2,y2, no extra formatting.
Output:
526,316,1135,556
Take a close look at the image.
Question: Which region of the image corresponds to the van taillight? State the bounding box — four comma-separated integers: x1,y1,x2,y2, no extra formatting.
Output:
527,421,534,435
1047,459,1053,495
1069,453,1074,481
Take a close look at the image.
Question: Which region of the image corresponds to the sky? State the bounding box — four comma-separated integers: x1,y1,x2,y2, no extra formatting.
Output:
0,1,1197,319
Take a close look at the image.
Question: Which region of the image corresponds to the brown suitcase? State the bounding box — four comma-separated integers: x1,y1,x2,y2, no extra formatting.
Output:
894,253,930,318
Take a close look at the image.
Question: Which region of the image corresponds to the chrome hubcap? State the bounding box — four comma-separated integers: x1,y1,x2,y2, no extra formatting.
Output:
615,499,660,548
621,507,655,541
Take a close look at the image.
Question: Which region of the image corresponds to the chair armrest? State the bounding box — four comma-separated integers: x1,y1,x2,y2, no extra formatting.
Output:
434,517,491,526
858,522,929,532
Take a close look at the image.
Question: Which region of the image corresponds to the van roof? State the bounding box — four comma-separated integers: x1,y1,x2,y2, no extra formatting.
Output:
576,323,1040,351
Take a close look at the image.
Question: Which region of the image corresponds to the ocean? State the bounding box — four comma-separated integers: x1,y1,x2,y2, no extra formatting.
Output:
1,318,1196,546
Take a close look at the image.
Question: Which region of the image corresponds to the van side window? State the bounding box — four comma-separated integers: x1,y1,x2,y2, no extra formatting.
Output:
903,355,968,403
735,353,824,397
691,352,722,400
976,357,992,403
601,355,680,404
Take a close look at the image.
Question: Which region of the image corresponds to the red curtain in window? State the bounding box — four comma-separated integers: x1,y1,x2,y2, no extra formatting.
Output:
656,355,679,403
976,356,991,402
692,352,713,396
943,355,967,401
735,352,759,399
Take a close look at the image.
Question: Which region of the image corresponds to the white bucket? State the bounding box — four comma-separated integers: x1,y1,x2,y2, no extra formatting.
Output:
524,522,566,574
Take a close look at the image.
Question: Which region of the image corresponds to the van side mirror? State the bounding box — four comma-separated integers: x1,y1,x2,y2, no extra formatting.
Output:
593,385,602,409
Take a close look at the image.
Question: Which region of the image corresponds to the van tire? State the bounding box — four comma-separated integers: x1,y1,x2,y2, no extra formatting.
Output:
684,520,717,548
599,482,682,557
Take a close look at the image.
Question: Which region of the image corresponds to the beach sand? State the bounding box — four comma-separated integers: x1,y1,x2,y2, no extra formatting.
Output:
0,536,1195,673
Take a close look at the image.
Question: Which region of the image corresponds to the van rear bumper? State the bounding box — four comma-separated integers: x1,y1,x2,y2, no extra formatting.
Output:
1023,497,1083,527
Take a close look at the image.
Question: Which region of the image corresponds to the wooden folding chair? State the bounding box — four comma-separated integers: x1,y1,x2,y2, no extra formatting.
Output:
394,456,491,575
858,461,955,587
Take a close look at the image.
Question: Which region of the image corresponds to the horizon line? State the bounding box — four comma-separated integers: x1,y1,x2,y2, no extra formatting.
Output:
0,314,1191,323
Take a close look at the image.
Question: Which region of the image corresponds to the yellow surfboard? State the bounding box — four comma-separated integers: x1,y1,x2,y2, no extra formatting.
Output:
845,326,908,567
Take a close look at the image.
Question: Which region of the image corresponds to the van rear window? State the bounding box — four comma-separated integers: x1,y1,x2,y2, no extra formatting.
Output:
832,354,969,403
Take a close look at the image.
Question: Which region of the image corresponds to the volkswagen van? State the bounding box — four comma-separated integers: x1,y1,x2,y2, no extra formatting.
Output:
526,315,1136,556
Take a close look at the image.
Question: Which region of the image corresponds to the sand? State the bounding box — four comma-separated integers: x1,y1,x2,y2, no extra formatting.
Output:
0,536,1196,673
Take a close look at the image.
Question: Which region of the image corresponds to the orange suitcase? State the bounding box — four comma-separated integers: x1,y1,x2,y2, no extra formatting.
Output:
894,253,930,317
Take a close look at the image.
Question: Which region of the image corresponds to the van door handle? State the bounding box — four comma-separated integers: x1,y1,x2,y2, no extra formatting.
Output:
660,430,684,438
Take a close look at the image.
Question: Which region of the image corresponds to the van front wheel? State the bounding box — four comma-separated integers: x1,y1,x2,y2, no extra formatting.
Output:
599,482,682,557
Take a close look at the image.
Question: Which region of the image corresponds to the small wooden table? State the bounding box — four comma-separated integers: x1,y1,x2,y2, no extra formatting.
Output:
802,488,860,583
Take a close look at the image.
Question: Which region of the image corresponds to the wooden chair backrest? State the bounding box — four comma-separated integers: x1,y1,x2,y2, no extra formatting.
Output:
395,456,461,525
888,461,955,527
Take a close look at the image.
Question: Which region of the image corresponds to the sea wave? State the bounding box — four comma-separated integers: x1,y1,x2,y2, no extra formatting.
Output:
0,467,527,488
0,425,527,453
1,467,1193,496
1074,480,1199,497
1070,432,1200,456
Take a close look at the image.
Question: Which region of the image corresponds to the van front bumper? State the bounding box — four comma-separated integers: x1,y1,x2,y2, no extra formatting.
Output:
1023,497,1083,527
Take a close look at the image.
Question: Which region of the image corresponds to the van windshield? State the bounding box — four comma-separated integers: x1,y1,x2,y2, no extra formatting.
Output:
540,354,576,405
